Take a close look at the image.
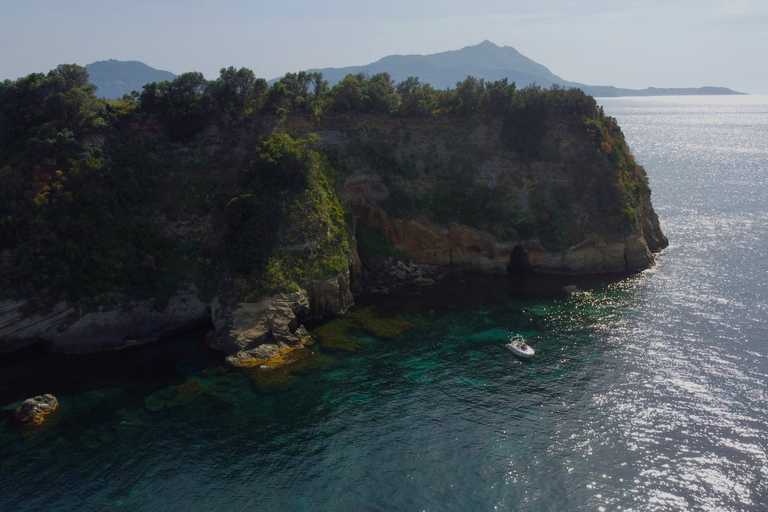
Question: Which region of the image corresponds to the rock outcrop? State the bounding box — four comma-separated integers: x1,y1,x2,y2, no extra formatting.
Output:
0,90,669,358
361,258,446,293
208,269,354,367
510,233,654,275
329,114,668,276
0,300,78,352
0,287,210,353
15,394,59,429
365,208,516,273
349,201,663,276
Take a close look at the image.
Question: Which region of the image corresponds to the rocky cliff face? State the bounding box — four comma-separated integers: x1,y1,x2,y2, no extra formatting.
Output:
208,269,355,367
0,270,355,358
0,288,210,353
0,104,667,356
314,112,668,275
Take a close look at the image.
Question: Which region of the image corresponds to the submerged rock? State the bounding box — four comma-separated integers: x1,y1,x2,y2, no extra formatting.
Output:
15,394,59,429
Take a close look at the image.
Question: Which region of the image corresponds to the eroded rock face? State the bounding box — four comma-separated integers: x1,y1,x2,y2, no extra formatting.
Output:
331,114,668,277
51,288,210,353
302,272,354,320
0,300,78,352
511,234,649,275
15,394,59,428
364,206,515,273
211,292,310,367
209,269,354,367
0,287,211,353
362,206,662,275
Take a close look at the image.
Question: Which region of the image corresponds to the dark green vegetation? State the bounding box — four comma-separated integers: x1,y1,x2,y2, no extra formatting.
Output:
0,63,650,314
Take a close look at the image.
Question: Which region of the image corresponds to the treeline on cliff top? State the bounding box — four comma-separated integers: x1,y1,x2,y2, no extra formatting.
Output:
0,64,646,312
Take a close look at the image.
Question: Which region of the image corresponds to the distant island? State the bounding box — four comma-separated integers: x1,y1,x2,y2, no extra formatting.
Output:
300,40,745,97
87,42,744,100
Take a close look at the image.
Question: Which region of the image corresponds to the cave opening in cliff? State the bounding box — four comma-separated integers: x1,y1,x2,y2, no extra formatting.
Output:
508,245,529,273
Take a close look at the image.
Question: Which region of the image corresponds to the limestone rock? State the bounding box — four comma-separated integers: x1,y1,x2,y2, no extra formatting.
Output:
624,234,655,272
15,394,59,427
49,287,210,353
447,223,515,272
211,270,353,368
364,207,515,274
0,300,77,352
511,233,656,275
301,270,354,320
349,248,363,293
224,291,308,354
0,287,210,353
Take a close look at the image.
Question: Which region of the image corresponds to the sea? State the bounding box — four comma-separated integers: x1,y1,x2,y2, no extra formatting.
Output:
1,95,767,511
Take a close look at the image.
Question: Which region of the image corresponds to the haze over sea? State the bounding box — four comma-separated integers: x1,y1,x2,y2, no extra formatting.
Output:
1,95,767,511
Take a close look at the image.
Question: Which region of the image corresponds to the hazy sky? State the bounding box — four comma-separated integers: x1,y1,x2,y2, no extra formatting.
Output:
2,0,766,93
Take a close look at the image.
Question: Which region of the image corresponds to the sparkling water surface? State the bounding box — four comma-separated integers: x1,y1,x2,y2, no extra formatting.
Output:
2,96,767,511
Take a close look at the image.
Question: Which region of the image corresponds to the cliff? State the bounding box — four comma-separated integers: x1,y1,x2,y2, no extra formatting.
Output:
308,108,667,276
0,65,666,358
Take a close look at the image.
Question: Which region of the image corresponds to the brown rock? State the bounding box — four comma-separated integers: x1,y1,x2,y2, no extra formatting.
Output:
213,269,354,368
15,394,59,427
301,270,354,320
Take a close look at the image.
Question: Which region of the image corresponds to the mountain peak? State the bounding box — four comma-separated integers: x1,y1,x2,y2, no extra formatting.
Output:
86,60,177,99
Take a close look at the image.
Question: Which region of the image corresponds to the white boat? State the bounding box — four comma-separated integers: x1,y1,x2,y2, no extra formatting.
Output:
506,335,534,358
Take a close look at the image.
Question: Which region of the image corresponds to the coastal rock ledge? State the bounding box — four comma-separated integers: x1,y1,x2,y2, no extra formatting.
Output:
0,271,355,362
207,270,355,367
0,287,210,354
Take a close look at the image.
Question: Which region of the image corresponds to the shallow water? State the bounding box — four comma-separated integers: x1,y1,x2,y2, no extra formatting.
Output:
2,95,768,511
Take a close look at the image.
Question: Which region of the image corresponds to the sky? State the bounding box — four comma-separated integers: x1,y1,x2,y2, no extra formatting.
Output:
1,0,766,94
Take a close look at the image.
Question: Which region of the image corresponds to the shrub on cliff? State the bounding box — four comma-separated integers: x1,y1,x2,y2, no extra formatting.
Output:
225,132,352,298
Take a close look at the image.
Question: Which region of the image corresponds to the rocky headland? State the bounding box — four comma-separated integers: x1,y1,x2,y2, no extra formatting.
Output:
0,66,667,364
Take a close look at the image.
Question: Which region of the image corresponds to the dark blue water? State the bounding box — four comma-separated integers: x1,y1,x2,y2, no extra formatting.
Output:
2,96,767,511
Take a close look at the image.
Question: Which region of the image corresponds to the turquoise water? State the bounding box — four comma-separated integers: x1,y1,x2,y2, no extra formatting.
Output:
2,96,768,511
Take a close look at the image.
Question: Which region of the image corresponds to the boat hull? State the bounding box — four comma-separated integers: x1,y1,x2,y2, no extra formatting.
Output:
506,339,535,358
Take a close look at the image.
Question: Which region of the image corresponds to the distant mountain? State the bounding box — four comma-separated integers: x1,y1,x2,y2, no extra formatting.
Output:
299,41,744,97
86,60,177,99
305,40,572,91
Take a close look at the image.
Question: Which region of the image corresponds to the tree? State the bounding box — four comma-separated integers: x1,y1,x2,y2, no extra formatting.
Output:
484,78,516,113
364,73,398,114
330,73,366,112
140,72,210,140
396,77,437,117
455,76,486,115
210,66,265,119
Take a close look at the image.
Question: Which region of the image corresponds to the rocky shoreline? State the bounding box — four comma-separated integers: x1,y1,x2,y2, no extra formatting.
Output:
361,257,446,293
0,227,665,365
